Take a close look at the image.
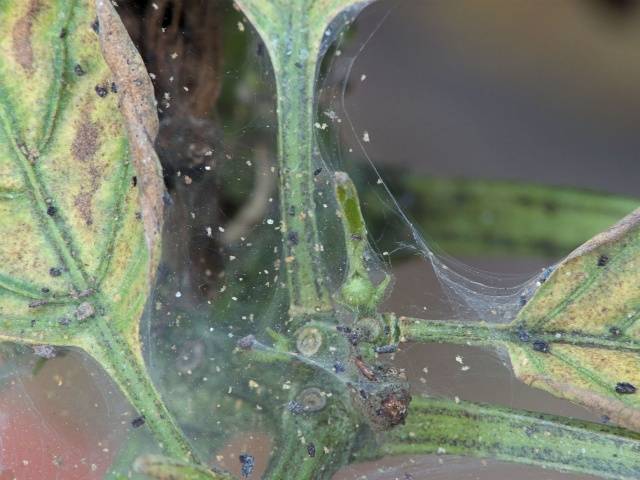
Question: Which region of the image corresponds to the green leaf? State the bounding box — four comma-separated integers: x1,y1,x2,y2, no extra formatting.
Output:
0,0,157,351
510,207,640,430
0,0,203,466
397,208,640,432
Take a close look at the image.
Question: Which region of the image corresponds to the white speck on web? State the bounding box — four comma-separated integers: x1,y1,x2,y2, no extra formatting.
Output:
205,226,212,237
237,21,245,32
362,131,370,143
175,291,182,298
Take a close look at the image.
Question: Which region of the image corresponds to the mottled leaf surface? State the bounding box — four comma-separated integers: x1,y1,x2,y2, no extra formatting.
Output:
512,208,640,430
0,0,203,465
0,0,155,349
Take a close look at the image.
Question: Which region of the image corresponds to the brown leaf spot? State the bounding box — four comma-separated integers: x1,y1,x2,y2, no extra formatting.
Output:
71,118,101,226
74,191,94,226
12,0,41,73
72,120,99,162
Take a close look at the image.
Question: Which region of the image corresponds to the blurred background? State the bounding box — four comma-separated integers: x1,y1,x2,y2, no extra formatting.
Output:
1,1,639,479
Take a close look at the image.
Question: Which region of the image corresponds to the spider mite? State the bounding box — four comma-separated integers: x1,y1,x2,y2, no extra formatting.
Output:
354,356,377,381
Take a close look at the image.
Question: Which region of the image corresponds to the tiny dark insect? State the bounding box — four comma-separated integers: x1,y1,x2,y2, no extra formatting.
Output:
313,167,322,176
287,231,299,245
333,362,345,373
609,326,622,337
46,205,56,216
351,233,363,241
532,340,550,353
131,415,145,428
91,18,99,34
519,294,527,307
74,64,85,76
239,454,255,478
354,356,377,381
28,300,48,308
131,176,137,187
346,331,359,346
538,267,554,284
41,287,50,293
49,267,62,277
111,82,118,93
375,344,397,354
306,442,316,457
95,85,108,98
517,328,530,343
615,382,637,394
288,205,295,216
59,28,67,38
287,400,305,415
597,254,609,267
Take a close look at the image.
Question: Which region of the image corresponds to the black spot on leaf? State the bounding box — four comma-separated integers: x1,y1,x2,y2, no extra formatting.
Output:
597,254,609,267
95,85,108,97
49,267,62,277
131,415,146,428
615,382,637,394
532,340,550,353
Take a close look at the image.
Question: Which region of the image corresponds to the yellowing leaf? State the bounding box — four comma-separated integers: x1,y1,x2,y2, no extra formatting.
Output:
0,0,155,347
0,0,201,465
512,208,640,430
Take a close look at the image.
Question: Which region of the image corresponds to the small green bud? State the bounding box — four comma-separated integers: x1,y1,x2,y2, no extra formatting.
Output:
341,274,376,308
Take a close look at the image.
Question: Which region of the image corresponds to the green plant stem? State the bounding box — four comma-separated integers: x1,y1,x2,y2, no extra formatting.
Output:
235,1,333,313
264,394,359,480
83,319,198,465
381,396,640,479
392,315,510,347
392,315,640,353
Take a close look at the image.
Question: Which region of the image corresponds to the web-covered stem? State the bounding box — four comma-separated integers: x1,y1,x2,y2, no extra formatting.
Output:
234,0,374,314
